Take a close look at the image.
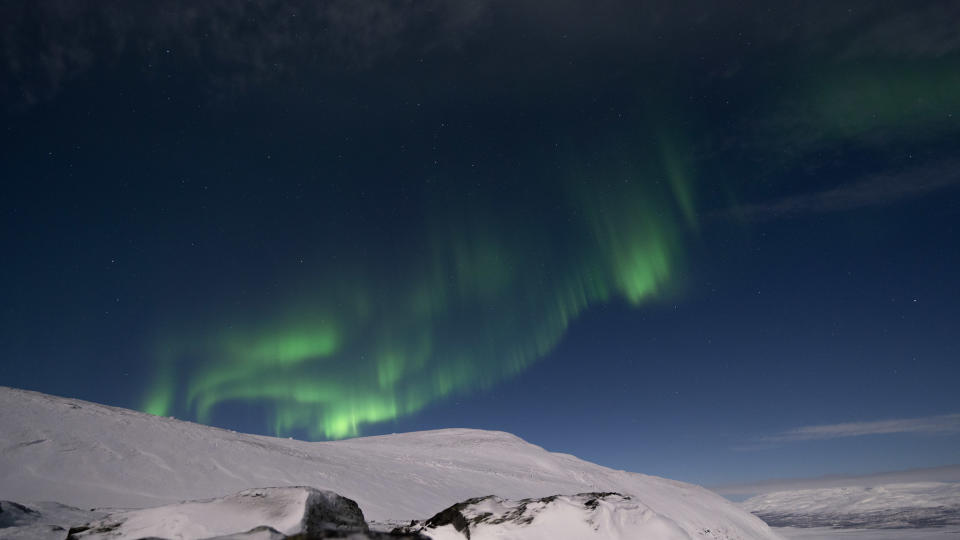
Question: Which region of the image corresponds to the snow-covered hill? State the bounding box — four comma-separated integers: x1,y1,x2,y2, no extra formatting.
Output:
0,386,780,539
394,492,727,539
743,482,960,529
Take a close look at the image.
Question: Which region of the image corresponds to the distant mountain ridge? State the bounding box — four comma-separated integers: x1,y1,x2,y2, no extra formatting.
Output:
0,386,781,539
715,465,960,496
743,482,960,529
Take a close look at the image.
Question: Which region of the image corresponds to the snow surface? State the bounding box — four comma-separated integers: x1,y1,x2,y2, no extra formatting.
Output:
67,487,366,540
715,465,960,497
775,526,960,540
0,501,102,540
743,483,960,529
0,386,781,539
206,528,286,540
745,483,960,515
402,492,709,540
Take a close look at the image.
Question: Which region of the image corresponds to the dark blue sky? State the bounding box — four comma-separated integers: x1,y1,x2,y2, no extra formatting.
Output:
2,0,959,487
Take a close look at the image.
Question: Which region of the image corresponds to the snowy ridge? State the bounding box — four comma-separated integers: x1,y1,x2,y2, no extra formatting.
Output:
743,482,960,529
394,492,745,540
0,500,105,540
66,487,370,539
0,386,781,539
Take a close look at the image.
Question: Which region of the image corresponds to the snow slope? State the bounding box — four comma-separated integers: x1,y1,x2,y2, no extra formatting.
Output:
396,492,711,540
0,501,102,540
743,483,960,529
0,386,780,539
67,487,369,540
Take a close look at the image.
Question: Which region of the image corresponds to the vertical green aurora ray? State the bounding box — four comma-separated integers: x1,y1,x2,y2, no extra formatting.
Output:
142,138,701,439
142,361,174,417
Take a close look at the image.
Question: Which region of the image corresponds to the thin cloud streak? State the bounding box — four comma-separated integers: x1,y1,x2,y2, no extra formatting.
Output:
765,413,960,442
6,1,960,110
725,161,960,222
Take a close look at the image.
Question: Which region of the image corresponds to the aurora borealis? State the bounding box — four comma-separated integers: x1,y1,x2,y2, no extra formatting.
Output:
142,142,696,438
3,0,960,486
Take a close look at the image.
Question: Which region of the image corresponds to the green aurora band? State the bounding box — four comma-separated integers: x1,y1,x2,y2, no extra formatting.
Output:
142,139,696,439
142,54,960,439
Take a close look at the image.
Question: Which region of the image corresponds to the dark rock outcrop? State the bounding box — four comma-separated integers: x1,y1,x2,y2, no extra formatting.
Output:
393,492,634,539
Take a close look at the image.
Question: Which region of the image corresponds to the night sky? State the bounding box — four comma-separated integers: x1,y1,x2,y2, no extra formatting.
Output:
2,1,959,488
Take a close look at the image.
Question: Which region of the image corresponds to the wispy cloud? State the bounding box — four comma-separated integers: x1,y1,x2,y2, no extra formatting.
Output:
838,2,960,60
7,1,960,110
0,0,492,108
765,413,960,442
726,161,960,222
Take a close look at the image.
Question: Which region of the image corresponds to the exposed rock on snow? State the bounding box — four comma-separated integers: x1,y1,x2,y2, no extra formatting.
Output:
0,386,782,539
65,487,369,539
391,492,725,539
0,501,103,540
743,482,960,529
0,501,42,528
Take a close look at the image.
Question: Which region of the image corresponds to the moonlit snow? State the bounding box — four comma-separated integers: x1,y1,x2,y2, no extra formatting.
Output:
398,492,699,539
68,487,369,540
0,386,781,539
743,482,960,529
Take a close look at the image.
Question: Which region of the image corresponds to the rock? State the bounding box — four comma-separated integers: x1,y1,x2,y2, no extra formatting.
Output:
0,501,103,540
66,487,372,539
0,501,40,528
397,492,696,539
